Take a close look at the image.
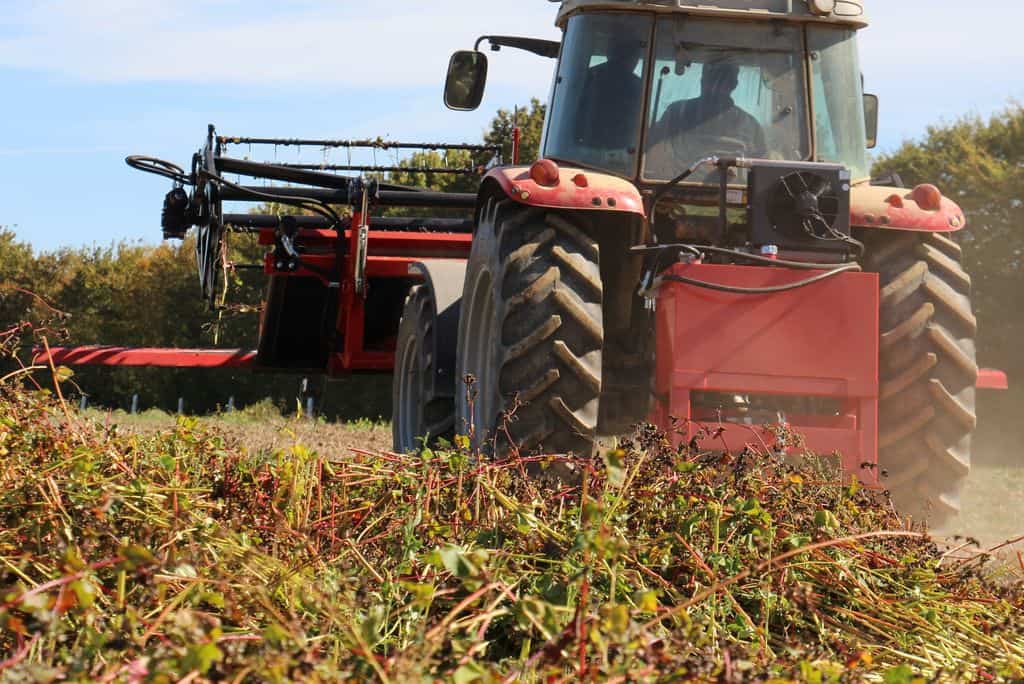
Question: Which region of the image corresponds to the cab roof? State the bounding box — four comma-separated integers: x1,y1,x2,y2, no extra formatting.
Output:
554,0,869,29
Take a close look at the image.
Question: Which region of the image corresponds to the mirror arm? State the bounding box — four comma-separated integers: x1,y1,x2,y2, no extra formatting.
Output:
474,35,560,59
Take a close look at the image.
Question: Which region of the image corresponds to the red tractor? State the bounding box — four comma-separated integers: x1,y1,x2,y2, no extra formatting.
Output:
45,0,1007,525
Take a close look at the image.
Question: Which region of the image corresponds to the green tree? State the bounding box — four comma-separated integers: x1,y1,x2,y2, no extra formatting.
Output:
873,104,1023,453
390,99,547,194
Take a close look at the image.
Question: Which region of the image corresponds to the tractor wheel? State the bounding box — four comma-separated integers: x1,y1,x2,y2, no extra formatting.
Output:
392,284,455,452
864,231,978,526
456,199,603,456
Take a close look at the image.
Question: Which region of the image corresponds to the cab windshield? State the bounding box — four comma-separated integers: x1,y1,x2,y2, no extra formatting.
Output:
543,13,871,184
808,26,870,180
643,17,809,182
543,13,653,177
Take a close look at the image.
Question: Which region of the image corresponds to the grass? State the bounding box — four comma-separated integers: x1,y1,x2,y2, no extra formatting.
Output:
1,385,1022,682
81,402,394,458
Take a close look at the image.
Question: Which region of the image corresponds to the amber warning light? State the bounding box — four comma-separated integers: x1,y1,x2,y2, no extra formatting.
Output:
530,159,561,187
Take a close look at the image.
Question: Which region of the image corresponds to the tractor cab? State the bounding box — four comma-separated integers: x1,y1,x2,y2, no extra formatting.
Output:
448,0,876,186
446,0,878,255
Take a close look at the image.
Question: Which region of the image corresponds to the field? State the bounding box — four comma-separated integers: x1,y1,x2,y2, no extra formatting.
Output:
88,407,1024,552
1,386,1023,682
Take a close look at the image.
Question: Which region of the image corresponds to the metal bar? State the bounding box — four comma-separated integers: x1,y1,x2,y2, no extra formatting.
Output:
216,157,353,190
277,163,483,175
215,158,425,193
226,214,474,232
217,136,501,154
257,229,472,256
221,186,477,209
35,346,258,369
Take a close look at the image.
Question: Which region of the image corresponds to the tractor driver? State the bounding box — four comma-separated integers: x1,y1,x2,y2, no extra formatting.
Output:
576,38,645,153
646,61,767,177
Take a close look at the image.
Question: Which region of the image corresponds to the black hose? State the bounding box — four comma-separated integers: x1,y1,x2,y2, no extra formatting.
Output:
631,243,854,271
660,263,861,295
126,156,192,185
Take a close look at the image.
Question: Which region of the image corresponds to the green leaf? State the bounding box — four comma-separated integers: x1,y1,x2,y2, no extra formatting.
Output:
814,509,839,531
119,544,155,570
399,582,436,609
453,662,487,684
69,579,96,609
603,604,630,636
635,590,659,614
183,642,223,674
360,605,386,648
882,665,922,684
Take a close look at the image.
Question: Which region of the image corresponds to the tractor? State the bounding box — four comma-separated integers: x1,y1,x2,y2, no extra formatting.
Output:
43,0,1008,526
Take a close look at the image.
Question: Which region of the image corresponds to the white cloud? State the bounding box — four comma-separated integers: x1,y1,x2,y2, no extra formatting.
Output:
0,0,562,88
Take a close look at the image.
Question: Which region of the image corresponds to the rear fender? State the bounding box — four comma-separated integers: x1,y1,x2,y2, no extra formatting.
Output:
480,165,645,219
407,259,467,397
851,183,967,233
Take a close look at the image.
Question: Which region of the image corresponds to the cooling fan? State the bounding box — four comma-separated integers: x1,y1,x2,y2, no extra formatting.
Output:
769,170,841,241
748,160,852,253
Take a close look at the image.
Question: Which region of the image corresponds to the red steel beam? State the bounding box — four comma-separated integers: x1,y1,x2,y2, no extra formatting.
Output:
977,368,1009,390
36,347,258,369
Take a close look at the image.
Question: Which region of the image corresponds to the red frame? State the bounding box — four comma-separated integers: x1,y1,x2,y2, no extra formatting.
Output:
652,262,881,479
34,210,470,374
38,347,257,369
260,212,471,372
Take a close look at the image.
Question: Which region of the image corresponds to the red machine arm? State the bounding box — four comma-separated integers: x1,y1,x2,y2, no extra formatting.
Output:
35,347,257,369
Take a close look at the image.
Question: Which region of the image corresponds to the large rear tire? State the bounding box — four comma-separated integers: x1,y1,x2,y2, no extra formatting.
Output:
864,231,978,526
456,199,603,456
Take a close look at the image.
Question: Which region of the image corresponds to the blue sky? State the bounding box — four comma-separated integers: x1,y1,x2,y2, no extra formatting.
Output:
1,0,1022,252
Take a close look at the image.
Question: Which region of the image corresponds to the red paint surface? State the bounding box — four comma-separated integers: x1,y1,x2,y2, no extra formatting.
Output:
35,347,257,369
653,263,880,478
257,229,472,256
977,368,1009,390
485,165,645,216
850,183,966,233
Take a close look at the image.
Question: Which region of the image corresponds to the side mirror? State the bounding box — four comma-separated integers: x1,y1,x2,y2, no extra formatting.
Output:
444,51,488,111
863,93,879,149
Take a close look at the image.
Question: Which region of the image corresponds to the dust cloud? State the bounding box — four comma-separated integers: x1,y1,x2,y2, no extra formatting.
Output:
934,393,1024,568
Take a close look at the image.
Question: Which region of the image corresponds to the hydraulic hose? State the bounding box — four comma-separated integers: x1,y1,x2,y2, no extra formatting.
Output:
634,242,862,296
659,263,861,295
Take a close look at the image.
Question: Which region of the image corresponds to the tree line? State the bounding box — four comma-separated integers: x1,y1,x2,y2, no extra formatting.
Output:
1,101,1019,424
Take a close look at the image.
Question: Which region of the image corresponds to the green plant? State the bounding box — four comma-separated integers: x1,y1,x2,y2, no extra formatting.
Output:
0,385,1021,682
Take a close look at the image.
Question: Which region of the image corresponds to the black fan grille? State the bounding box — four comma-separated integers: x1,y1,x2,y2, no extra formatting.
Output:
767,171,841,240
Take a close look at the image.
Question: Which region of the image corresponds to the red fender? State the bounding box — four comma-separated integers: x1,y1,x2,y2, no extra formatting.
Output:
850,183,967,233
483,162,645,216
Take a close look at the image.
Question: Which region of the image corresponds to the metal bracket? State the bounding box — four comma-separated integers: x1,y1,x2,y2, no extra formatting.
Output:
354,181,371,295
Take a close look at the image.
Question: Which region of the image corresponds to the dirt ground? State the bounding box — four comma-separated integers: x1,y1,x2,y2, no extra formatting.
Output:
941,464,1023,545
937,422,1024,559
